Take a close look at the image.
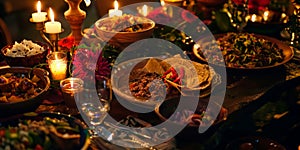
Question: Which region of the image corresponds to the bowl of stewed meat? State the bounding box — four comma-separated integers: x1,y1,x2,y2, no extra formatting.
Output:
0,67,50,116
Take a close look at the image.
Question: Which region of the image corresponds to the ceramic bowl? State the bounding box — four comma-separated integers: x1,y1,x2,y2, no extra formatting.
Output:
0,67,50,116
1,41,50,67
94,15,155,49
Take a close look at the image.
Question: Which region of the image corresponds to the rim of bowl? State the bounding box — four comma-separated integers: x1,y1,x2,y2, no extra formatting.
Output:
95,16,155,34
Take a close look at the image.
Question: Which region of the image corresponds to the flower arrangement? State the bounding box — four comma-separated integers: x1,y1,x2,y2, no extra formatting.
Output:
58,35,111,82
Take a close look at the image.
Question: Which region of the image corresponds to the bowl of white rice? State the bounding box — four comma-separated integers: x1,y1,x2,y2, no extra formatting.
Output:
1,40,50,67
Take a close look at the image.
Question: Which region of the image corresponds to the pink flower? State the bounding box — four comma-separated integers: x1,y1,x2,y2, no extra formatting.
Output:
72,48,110,81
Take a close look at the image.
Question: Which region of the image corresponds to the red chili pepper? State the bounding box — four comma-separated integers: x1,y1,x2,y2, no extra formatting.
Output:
163,67,173,75
173,76,180,83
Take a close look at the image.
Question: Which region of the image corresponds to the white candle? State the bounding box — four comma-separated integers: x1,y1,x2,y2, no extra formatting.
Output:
31,1,47,22
108,0,122,17
45,8,62,33
137,5,153,17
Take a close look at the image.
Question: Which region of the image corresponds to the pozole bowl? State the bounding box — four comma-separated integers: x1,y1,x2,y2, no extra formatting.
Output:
1,40,50,67
0,67,50,117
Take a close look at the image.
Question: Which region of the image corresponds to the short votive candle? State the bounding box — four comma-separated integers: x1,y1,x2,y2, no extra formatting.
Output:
60,78,84,109
47,52,67,80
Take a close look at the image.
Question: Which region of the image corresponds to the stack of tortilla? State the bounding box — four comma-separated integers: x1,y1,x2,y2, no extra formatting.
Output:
133,55,219,97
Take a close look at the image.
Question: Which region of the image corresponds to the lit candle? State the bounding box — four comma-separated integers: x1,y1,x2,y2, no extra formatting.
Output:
263,10,269,22
161,0,166,6
45,8,62,33
251,14,257,22
137,5,153,17
47,52,67,80
108,0,122,17
60,78,84,114
31,1,47,22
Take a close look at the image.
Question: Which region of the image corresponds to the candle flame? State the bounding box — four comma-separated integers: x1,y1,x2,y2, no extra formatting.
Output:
71,80,74,88
114,0,119,10
251,14,257,22
84,0,91,7
49,8,54,22
161,0,165,6
37,1,41,13
142,5,147,16
263,10,269,21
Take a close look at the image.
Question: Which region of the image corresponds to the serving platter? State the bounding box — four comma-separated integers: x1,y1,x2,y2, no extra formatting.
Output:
193,33,294,70
111,56,221,110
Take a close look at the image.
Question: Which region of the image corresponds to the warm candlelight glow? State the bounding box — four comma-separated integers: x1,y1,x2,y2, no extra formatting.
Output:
161,0,166,6
108,0,122,17
37,1,41,13
60,78,84,114
142,5,148,16
114,0,119,10
49,8,54,22
31,1,47,22
45,8,62,33
251,14,257,22
50,60,67,80
84,0,91,7
47,52,67,80
137,5,153,17
263,10,269,22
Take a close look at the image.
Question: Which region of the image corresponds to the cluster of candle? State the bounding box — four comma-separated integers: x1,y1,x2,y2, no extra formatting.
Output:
248,10,273,23
31,1,62,34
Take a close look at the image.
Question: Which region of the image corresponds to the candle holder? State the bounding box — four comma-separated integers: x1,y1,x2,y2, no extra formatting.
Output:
44,29,64,52
30,18,64,52
64,0,86,44
47,52,68,81
60,77,84,115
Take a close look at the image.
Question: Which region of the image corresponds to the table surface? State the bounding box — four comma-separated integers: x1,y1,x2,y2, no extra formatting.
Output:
1,51,300,150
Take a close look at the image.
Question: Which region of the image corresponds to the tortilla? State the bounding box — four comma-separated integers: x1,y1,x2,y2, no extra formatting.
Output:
161,55,213,90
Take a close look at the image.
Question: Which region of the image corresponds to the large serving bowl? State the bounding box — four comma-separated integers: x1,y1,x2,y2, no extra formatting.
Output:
193,32,294,70
1,40,50,67
94,15,155,49
0,112,89,150
0,67,50,116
